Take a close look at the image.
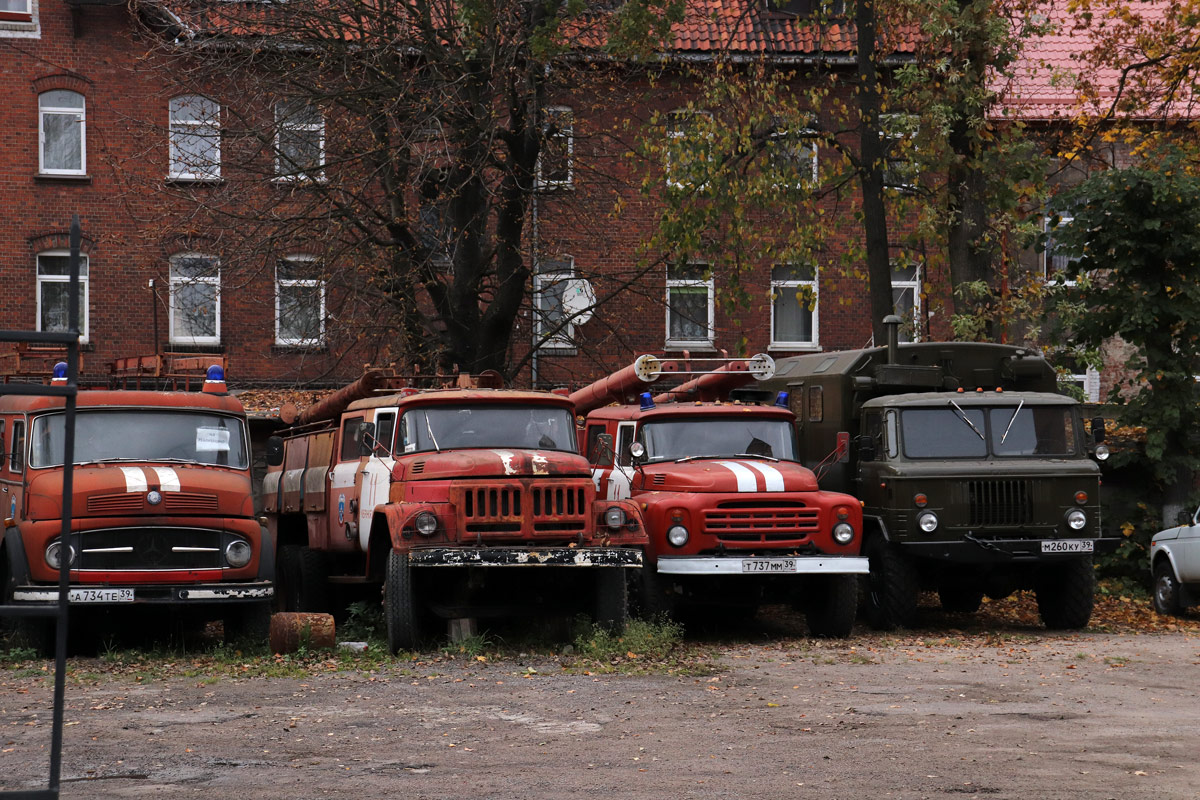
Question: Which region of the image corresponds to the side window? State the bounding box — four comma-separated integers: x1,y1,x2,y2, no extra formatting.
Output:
615,423,636,468
585,424,609,466
884,410,899,459
10,420,24,472
374,413,396,456
0,420,6,467
339,417,365,461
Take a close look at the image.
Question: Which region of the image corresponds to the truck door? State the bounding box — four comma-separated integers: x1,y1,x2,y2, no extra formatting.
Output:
357,408,397,552
329,415,366,547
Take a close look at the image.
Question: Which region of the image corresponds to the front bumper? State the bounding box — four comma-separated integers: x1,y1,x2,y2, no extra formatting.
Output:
903,535,1124,564
407,547,643,567
12,580,274,605
656,555,870,576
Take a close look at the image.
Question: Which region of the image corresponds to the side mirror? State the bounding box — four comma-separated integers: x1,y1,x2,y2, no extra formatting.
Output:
265,435,285,467
1090,417,1106,444
358,422,377,456
590,433,615,466
629,441,647,465
857,435,877,462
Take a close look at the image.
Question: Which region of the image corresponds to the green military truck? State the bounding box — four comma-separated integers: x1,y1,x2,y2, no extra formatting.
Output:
755,317,1118,630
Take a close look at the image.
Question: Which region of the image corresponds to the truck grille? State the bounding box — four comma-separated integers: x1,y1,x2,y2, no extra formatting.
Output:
455,483,590,537
967,479,1033,527
703,501,820,543
87,494,143,514
70,527,229,570
163,492,219,513
86,492,219,514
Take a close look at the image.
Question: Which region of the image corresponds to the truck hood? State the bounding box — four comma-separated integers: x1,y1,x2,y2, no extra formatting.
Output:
399,449,590,481
873,459,1100,479
638,459,819,493
25,463,255,520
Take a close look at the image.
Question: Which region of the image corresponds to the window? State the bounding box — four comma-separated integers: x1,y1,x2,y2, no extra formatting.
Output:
275,99,324,181
666,261,714,346
10,420,24,472
373,413,396,457
36,252,88,341
665,110,712,190
880,113,919,190
766,123,818,187
1043,214,1078,284
533,258,576,350
770,264,817,348
339,417,366,461
615,422,636,468
169,254,220,345
891,261,921,342
169,95,221,180
0,0,32,21
39,90,85,175
276,256,325,346
537,106,573,190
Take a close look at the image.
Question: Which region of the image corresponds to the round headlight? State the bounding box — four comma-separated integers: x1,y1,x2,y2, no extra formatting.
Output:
832,522,855,545
45,541,75,570
225,539,252,568
1094,444,1110,461
666,525,689,547
414,511,439,536
1066,509,1087,530
604,507,627,529
917,511,939,533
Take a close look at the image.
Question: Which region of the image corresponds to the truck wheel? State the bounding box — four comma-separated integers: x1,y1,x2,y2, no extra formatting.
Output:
938,585,983,614
594,568,629,633
1035,556,1095,630
277,545,329,614
634,567,676,622
803,574,857,638
861,536,919,631
385,550,422,654
224,601,271,647
1152,560,1184,616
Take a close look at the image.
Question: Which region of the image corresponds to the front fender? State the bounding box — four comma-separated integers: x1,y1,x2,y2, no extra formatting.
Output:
378,503,453,549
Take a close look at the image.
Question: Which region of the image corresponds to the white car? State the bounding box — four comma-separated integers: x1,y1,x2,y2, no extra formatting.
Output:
1150,508,1200,615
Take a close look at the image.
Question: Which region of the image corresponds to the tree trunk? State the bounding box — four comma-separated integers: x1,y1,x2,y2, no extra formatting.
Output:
856,0,894,345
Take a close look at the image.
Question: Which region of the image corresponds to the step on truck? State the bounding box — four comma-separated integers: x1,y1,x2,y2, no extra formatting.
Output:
1,365,273,652
755,316,1119,630
261,372,647,653
570,354,868,637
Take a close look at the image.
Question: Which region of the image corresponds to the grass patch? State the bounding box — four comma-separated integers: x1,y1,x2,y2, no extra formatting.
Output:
563,617,714,676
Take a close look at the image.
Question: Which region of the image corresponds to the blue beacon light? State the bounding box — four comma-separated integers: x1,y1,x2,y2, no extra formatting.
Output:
775,391,790,408
52,361,69,379
639,392,656,410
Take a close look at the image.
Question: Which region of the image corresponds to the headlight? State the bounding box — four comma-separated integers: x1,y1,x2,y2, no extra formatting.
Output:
45,541,75,570
666,525,689,547
225,539,253,568
1094,444,1110,461
1066,509,1087,530
604,507,627,529
832,522,855,545
917,511,939,533
414,511,439,536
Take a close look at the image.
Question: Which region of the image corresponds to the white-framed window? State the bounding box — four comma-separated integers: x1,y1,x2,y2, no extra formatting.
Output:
0,0,32,21
1043,214,1078,284
880,113,919,190
169,95,221,181
39,90,85,175
766,122,818,187
275,99,324,181
36,251,88,341
536,106,573,190
665,109,712,190
770,264,818,348
891,261,921,343
666,261,714,346
169,253,220,345
533,257,576,350
275,256,325,346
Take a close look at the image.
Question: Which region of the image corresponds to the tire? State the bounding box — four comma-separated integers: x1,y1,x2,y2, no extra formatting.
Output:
276,545,329,613
385,550,422,654
1035,556,1095,630
1152,559,1184,616
861,536,919,631
593,568,629,633
803,574,857,638
224,601,271,647
938,584,984,614
632,566,676,622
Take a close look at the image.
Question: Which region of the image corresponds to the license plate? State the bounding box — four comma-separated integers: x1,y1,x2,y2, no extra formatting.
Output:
68,588,135,603
1041,540,1094,554
742,558,797,573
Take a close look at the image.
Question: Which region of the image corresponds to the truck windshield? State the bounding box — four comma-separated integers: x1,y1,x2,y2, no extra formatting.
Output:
639,418,797,462
398,405,578,454
29,410,249,469
900,406,1077,459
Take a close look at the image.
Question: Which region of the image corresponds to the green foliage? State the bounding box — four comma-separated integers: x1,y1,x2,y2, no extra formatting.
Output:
339,601,386,642
568,617,691,673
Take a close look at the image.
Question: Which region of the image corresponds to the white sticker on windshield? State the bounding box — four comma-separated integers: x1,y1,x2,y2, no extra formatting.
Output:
196,427,231,452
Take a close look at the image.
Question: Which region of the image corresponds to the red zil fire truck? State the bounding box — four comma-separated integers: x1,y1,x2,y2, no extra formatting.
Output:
0,365,273,652
261,372,647,653
571,355,867,637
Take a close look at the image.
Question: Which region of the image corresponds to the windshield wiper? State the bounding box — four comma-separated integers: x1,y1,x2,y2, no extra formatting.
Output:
87,457,198,464
674,454,723,463
1000,399,1025,445
948,399,985,441
674,453,779,463
731,453,779,462
424,411,441,453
